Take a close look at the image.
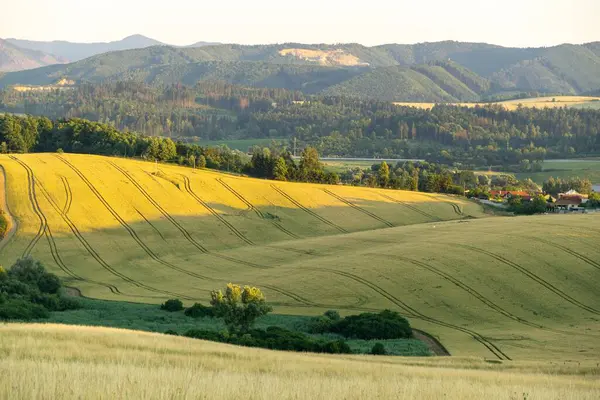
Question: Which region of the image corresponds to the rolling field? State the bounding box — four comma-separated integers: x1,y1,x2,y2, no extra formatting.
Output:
1,324,599,400
515,159,600,186
1,154,599,361
394,96,600,110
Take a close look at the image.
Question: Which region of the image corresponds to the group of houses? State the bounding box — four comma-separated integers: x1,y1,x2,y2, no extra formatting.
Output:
479,189,593,212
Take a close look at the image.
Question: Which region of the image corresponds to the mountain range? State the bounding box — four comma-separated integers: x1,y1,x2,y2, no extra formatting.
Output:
0,38,67,72
1,37,600,102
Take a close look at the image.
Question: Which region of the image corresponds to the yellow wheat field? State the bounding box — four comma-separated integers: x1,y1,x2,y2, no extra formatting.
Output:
1,153,599,361
1,324,598,400
393,96,600,110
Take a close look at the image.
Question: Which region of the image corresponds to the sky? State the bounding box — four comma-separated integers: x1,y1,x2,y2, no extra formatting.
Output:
1,0,599,47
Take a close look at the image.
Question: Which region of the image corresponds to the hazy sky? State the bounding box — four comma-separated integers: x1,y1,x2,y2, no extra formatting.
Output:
2,0,599,47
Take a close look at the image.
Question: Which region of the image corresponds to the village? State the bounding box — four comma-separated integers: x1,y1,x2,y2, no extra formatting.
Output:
477,189,599,213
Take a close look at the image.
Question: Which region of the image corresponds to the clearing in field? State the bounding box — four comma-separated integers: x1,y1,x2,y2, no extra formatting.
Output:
0,154,599,361
1,324,599,400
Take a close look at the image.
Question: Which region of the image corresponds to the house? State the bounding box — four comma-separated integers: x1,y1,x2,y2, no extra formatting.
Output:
558,190,588,205
489,190,534,202
553,197,583,211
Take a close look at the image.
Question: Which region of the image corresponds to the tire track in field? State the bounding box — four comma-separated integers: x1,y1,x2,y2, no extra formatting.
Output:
306,266,511,360
262,284,375,311
9,155,45,257
323,189,394,228
56,155,215,288
134,208,166,241
60,177,73,215
108,161,267,270
457,244,600,316
217,177,301,239
270,184,348,234
378,192,442,222
182,175,254,246
10,156,130,297
370,253,591,336
520,235,600,272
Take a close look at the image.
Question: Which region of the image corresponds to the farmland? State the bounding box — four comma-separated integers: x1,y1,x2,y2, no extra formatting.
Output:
1,154,599,362
515,159,600,186
2,324,599,400
394,96,600,110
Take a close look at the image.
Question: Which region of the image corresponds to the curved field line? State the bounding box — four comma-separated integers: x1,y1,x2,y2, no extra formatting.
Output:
322,189,394,228
307,266,511,360
520,235,600,272
56,155,215,287
61,176,73,215
378,192,442,222
217,177,301,239
270,184,348,233
108,161,266,270
182,175,254,246
134,208,166,241
380,254,597,337
262,284,376,311
8,155,45,257
10,156,136,297
457,244,600,316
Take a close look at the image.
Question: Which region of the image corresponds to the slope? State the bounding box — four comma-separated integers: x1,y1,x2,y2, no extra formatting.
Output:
6,35,165,62
1,154,599,360
3,324,599,400
0,39,67,72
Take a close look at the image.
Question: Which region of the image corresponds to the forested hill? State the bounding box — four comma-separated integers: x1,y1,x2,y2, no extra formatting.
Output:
1,41,600,101
0,39,67,72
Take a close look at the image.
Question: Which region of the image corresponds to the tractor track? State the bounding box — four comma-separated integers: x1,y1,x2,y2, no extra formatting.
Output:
307,266,511,360
369,253,593,337
217,177,301,239
270,184,347,234
520,235,600,272
10,156,130,296
9,155,45,257
61,176,73,215
135,208,166,241
457,244,600,316
109,161,266,270
323,189,394,228
56,155,215,290
182,175,254,246
378,192,442,222
262,284,374,311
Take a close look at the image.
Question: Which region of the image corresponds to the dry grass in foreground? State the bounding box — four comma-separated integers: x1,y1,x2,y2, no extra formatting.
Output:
1,324,599,400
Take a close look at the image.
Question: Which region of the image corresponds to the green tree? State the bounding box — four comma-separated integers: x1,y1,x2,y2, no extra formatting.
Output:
197,155,207,168
377,161,390,188
210,283,272,333
273,157,288,181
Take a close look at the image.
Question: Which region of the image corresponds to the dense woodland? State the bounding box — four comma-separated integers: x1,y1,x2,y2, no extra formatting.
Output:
2,81,600,168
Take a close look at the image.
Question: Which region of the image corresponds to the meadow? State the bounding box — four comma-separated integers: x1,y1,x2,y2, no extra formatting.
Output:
1,324,598,400
193,138,286,151
515,159,600,186
0,154,599,362
393,96,600,110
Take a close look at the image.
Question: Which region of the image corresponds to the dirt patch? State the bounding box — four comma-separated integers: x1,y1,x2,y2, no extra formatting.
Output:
279,48,369,67
0,165,17,251
64,286,83,297
412,329,450,356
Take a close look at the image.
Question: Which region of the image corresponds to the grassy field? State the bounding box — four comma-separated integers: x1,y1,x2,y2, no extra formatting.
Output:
193,138,286,151
1,324,598,400
515,159,600,186
1,154,599,362
394,96,600,110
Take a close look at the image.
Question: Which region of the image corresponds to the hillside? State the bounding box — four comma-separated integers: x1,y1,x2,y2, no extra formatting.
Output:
0,39,66,72
3,324,598,400
1,154,599,360
5,35,165,62
1,41,600,101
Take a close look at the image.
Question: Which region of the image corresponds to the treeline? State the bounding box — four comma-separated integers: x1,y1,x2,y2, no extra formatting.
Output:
3,81,600,166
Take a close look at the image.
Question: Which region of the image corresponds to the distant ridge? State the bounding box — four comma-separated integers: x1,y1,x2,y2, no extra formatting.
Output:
0,39,67,72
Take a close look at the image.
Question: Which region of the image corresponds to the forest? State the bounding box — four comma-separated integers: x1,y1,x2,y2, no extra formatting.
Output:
2,81,600,167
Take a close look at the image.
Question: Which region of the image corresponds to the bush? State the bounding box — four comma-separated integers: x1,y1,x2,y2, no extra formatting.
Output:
160,299,184,312
0,299,50,320
184,303,214,318
330,310,412,340
324,310,341,321
307,315,335,334
164,330,179,336
184,329,226,342
371,343,387,355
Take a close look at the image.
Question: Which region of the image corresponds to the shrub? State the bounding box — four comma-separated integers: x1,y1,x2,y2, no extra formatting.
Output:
324,310,341,321
371,343,387,355
164,330,179,336
307,315,335,334
184,303,214,318
330,310,412,340
184,329,226,342
160,299,184,312
0,299,50,320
